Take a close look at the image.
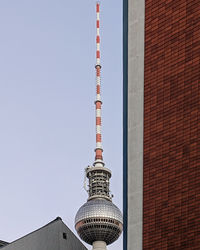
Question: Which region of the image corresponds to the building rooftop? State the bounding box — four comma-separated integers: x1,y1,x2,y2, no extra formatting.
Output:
0,217,87,250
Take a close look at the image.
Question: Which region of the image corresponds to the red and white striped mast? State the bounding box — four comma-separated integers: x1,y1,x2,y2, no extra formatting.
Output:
84,1,112,201
94,2,104,167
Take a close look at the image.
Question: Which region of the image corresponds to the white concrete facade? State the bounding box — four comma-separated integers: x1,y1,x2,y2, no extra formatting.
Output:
124,0,145,249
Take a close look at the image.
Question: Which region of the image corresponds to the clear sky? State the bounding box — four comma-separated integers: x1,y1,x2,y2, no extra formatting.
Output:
0,0,123,249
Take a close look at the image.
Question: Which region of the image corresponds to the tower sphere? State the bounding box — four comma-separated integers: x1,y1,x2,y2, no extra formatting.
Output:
75,199,123,245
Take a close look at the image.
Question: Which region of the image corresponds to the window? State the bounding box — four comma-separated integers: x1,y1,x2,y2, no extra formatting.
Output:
63,233,67,240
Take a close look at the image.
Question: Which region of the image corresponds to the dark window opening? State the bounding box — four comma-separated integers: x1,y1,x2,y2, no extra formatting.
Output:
63,233,67,240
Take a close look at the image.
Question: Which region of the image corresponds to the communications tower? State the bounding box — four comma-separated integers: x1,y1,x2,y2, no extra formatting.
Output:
75,2,123,250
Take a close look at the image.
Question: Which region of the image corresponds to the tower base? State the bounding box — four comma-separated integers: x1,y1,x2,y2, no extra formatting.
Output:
92,241,107,250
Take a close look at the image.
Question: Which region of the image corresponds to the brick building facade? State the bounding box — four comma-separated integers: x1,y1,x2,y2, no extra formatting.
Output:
124,0,200,249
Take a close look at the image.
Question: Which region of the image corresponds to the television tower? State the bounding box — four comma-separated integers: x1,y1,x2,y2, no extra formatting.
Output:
75,2,123,250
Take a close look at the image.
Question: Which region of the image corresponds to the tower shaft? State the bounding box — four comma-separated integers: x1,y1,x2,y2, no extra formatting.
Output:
93,241,107,250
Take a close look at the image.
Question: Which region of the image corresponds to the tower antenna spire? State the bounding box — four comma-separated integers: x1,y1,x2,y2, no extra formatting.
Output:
95,1,103,163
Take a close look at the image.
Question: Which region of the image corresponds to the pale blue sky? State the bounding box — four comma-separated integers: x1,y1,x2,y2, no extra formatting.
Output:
0,0,123,249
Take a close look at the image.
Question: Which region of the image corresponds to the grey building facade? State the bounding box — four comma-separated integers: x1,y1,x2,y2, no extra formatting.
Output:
0,241,9,248
1,217,87,250
123,0,144,249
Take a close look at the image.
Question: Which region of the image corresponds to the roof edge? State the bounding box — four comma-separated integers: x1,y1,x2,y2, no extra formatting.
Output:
0,217,62,249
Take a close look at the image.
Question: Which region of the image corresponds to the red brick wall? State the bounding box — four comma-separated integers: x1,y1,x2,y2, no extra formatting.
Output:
144,0,200,249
